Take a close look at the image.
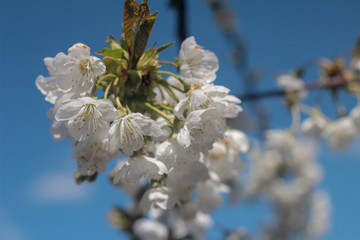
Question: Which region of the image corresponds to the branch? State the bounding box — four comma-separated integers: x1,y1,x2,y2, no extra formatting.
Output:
239,74,356,102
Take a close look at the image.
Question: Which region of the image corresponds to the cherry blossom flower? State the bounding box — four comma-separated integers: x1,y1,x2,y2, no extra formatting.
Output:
175,84,242,119
177,108,226,154
35,75,66,104
72,136,119,176
108,113,162,156
179,36,219,84
52,43,106,95
55,97,118,142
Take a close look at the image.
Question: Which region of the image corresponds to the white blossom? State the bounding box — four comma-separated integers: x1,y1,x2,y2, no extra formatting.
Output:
196,172,230,212
52,43,105,95
108,113,162,156
55,97,118,142
305,192,331,238
179,36,219,84
169,204,213,239
111,161,142,197
301,115,328,139
113,155,168,184
177,108,226,154
140,187,178,211
350,105,360,130
323,117,357,152
72,136,119,176
133,219,168,240
46,108,69,141
175,84,242,119
205,130,248,181
277,72,306,98
156,140,207,190
35,75,66,104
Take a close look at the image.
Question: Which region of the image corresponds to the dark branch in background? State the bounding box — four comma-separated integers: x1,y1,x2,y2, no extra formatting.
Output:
239,74,356,102
205,1,269,134
169,0,188,46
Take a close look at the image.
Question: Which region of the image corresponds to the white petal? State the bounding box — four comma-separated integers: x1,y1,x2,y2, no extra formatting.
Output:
68,43,90,58
139,187,177,211
174,97,189,118
49,121,69,141
131,113,162,137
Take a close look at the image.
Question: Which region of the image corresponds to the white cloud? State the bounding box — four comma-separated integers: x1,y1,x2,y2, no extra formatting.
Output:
28,172,92,203
0,206,27,240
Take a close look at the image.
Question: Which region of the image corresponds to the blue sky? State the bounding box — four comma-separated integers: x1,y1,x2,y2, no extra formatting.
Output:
1,0,360,239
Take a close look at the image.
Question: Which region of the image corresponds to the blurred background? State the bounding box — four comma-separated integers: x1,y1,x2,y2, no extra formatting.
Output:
1,0,360,239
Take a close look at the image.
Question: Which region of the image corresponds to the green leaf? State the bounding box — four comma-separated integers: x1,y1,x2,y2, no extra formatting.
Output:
96,48,124,58
105,34,122,49
157,42,175,53
123,0,140,50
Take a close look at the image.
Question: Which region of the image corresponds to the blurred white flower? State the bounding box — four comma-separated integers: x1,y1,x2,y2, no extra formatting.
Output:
133,219,168,240
169,204,213,239
350,105,360,130
72,136,119,176
140,187,177,211
196,172,229,212
177,108,226,154
113,155,168,184
277,72,306,98
301,115,328,139
306,191,331,238
323,117,357,152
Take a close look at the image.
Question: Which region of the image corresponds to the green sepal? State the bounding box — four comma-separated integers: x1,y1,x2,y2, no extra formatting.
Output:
74,172,98,184
108,207,132,231
120,32,127,50
105,34,122,49
103,56,128,75
136,47,158,70
157,42,175,53
96,48,125,58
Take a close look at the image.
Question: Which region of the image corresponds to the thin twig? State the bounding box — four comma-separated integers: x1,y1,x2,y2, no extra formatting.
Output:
239,74,356,102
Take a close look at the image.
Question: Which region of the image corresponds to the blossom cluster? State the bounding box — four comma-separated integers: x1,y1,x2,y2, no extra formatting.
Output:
36,1,356,238
246,130,330,239
37,35,246,239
